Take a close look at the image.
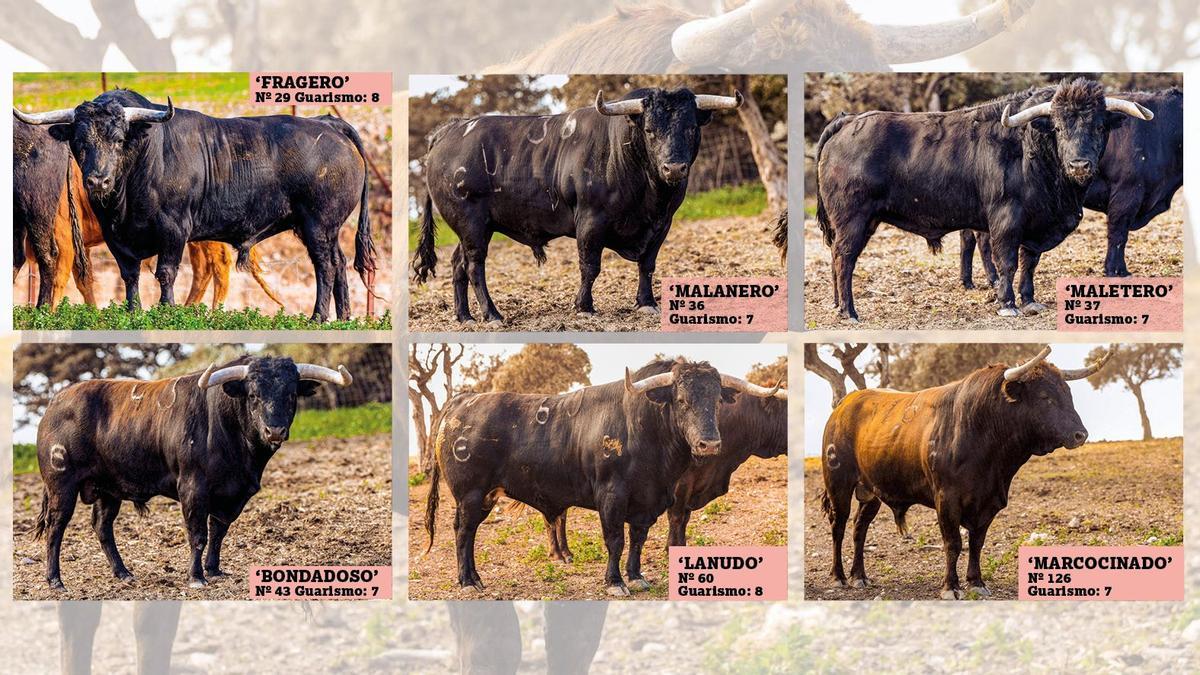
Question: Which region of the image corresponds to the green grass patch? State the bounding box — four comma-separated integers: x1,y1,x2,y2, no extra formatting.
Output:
15,301,391,331
14,444,37,476
407,183,767,251
289,402,392,442
567,532,605,564
15,73,251,112
703,498,732,516
408,472,427,487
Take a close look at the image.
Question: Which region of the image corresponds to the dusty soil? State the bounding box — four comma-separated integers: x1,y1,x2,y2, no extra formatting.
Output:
409,455,788,600
409,214,786,332
803,438,1184,601
803,201,1184,330
12,434,392,600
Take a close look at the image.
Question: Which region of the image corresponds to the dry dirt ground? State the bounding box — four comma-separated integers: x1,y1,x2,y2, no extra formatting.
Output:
803,201,1184,330
12,434,392,601
409,214,786,332
409,455,788,600
803,438,1183,601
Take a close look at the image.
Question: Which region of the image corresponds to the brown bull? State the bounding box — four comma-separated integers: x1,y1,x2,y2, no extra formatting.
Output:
820,345,1112,599
15,159,285,309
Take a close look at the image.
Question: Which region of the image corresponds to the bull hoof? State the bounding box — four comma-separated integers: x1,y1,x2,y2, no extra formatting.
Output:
48,578,66,591
850,578,868,589
996,307,1019,318
188,579,208,589
576,311,596,318
606,583,631,597
628,578,652,592
829,576,847,588
205,569,228,579
636,305,660,316
967,585,991,597
939,589,963,600
1020,302,1048,315
116,570,135,582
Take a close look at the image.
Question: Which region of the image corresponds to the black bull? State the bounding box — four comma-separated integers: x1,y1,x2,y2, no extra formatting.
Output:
411,87,741,325
960,87,1183,286
14,89,377,322
423,360,782,596
816,79,1153,322
821,346,1112,599
540,359,788,560
33,356,352,590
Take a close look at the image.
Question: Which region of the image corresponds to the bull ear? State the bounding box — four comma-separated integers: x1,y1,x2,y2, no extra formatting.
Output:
298,380,322,397
1030,117,1053,134
222,380,248,398
720,387,739,404
1001,380,1024,403
48,124,73,142
645,386,673,405
1104,111,1128,131
696,109,714,127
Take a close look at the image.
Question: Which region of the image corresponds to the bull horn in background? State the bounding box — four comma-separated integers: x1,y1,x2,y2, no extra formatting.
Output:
1105,97,1154,121
721,374,787,400
624,368,674,394
872,0,1037,64
1060,346,1116,381
1003,346,1052,381
1001,101,1053,127
198,363,250,389
670,0,1035,67
124,96,174,124
695,92,744,111
296,364,354,387
595,90,645,116
13,106,76,125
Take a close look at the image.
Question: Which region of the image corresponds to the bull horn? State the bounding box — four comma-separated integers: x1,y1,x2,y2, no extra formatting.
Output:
1105,97,1153,121
695,92,744,111
1060,346,1115,381
124,97,174,124
873,0,1037,65
671,0,793,65
296,363,354,387
1003,346,1052,381
624,368,674,394
198,363,250,389
1001,101,1053,128
721,374,787,400
13,107,75,125
595,90,645,116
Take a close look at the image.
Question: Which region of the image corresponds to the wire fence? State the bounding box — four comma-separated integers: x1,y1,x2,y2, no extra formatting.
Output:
688,124,765,193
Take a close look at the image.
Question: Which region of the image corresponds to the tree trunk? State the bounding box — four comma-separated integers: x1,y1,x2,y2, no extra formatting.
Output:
1132,383,1153,441
409,389,432,472
733,75,787,214
804,344,847,407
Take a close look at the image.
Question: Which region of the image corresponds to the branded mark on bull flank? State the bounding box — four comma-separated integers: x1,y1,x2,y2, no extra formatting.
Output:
49,444,68,472
527,117,550,144
560,114,576,139
601,435,623,458
463,119,479,136
825,443,841,470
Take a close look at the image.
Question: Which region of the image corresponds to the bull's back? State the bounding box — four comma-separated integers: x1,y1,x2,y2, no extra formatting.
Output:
1090,89,1183,211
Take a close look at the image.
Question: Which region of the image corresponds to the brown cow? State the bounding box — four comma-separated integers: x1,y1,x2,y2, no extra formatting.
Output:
820,345,1112,599
14,158,285,309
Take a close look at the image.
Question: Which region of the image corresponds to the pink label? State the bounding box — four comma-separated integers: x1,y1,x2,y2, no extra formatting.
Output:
668,546,787,600
660,277,787,332
248,566,392,600
1017,546,1183,600
1056,277,1182,331
249,72,392,106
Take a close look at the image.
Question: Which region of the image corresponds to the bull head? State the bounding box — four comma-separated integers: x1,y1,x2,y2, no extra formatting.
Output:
14,96,174,201
199,359,353,449
1001,80,1153,185
595,88,741,185
1001,346,1114,452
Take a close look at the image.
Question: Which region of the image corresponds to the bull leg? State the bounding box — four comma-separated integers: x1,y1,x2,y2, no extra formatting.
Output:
183,243,209,305
449,245,474,323
546,512,572,563
133,602,181,675
331,243,351,321
976,232,998,286
935,501,964,600
597,493,629,596
71,246,97,306
848,497,881,588
463,236,503,325
831,218,872,322
91,495,133,580
58,601,101,675
112,251,143,311
1103,197,1144,277
35,254,56,308
666,502,691,549
964,516,996,597
44,484,80,590
625,520,652,591
1017,247,1047,314
454,490,487,590
300,224,336,322
826,485,852,587
959,231,978,289
179,488,210,588
50,234,74,307
574,228,604,316
204,516,231,577
988,220,1022,317
154,241,185,306
634,233,667,314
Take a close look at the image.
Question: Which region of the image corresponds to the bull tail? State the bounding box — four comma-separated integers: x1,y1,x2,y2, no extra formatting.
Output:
33,490,49,540
531,245,547,266
133,501,150,517
423,455,441,557
412,193,439,284
819,489,833,523
248,247,286,308
815,112,853,247
328,119,378,285
66,159,90,284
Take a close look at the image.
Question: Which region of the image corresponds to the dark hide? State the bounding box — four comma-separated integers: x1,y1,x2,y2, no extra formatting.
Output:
13,120,69,307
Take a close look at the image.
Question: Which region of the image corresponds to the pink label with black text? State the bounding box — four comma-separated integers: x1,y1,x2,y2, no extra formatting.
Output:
249,566,392,600
668,546,787,600
249,72,392,106
1056,277,1182,331
661,277,787,332
1017,546,1182,600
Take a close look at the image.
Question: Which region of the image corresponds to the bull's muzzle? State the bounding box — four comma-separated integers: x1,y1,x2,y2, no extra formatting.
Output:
266,426,289,444
1065,429,1088,449
661,162,690,184
694,438,721,456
